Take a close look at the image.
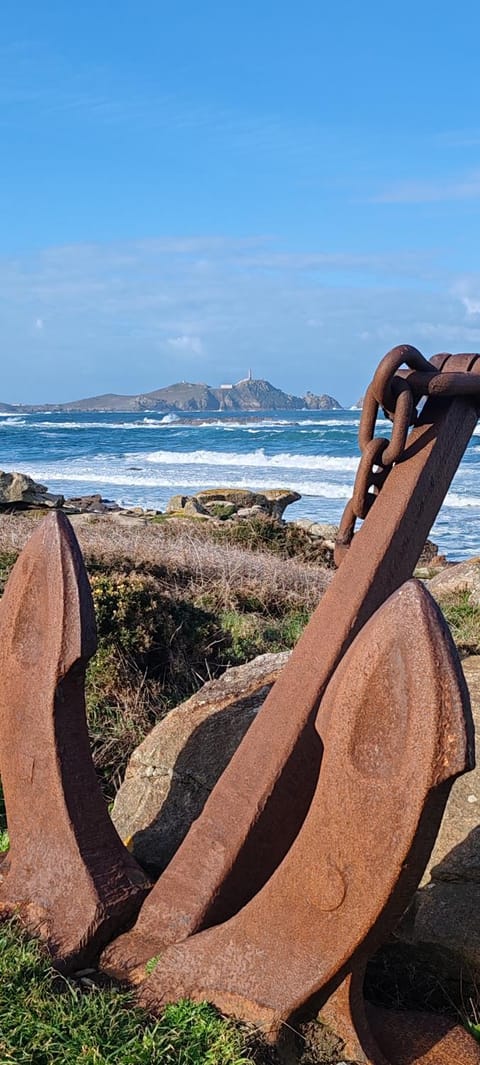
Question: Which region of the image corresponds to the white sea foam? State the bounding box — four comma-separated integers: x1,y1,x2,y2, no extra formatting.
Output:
28,460,354,499
137,448,360,472
444,492,480,508
9,420,185,431
0,412,382,434
142,413,179,424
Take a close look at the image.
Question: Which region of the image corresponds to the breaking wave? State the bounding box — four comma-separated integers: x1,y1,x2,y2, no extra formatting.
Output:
138,448,359,472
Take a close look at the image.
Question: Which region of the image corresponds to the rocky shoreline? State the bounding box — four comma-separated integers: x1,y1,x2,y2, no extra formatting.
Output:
0,468,448,574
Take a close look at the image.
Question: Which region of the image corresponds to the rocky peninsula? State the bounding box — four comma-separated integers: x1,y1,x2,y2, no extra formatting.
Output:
0,376,341,413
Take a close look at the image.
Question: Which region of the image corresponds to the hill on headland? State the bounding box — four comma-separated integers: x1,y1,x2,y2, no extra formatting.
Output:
3,378,342,413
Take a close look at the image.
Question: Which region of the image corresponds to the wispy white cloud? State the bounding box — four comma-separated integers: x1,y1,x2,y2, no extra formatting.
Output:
451,277,480,317
0,235,476,404
372,171,480,204
167,334,204,355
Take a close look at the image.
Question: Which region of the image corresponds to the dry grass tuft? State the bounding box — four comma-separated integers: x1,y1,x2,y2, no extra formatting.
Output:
0,512,331,614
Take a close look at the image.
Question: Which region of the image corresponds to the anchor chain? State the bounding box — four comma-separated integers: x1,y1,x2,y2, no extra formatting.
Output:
335,345,480,565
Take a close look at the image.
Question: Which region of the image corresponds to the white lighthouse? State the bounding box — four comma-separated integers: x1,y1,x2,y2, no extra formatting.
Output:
237,368,253,384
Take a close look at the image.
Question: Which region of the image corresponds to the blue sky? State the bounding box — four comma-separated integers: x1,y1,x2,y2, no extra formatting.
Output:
2,0,480,404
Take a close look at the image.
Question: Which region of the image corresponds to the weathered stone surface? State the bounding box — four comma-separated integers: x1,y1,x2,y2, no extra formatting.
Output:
166,494,188,513
165,487,301,521
235,505,266,518
262,488,301,518
0,470,64,509
418,537,443,567
183,498,209,516
303,391,342,410
64,494,119,514
111,652,290,876
195,488,262,508
428,556,480,601
292,518,316,532
398,653,480,974
309,522,338,542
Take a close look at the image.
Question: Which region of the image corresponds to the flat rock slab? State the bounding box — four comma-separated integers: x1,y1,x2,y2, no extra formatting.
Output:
428,557,480,602
112,652,290,876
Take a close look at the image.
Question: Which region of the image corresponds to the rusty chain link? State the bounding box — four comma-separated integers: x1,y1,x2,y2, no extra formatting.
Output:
334,345,480,566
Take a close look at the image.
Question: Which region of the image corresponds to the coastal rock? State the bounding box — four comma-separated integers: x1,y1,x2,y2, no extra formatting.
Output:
195,488,263,509
308,522,338,544
165,487,301,522
166,494,188,513
291,520,338,561
262,488,301,519
63,494,119,514
293,518,317,533
397,653,480,975
303,391,342,410
111,652,290,876
27,378,342,414
235,505,266,519
183,498,209,517
428,556,480,602
0,470,64,509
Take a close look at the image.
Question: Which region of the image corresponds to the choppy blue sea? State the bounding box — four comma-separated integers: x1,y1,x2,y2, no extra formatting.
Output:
1,408,480,560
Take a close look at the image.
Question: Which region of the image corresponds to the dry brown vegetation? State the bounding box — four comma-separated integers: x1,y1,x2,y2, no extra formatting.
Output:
0,512,330,612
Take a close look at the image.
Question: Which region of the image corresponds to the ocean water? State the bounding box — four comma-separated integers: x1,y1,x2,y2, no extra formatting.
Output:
1,408,480,560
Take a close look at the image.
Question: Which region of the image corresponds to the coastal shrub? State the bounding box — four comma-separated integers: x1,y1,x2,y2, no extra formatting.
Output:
90,572,160,654
89,572,225,685
204,502,237,520
219,609,310,666
86,577,227,799
202,516,334,566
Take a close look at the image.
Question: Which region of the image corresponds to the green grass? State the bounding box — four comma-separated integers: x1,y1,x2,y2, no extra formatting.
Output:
0,921,255,1065
468,1021,480,1043
219,608,310,665
436,590,480,654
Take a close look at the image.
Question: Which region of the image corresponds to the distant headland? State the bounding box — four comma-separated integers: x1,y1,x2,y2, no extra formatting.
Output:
0,375,342,414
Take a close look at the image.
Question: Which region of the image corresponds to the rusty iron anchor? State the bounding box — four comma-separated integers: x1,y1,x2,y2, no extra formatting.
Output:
102,346,480,1061
0,346,478,1061
0,511,150,970
135,579,478,1064
102,347,480,981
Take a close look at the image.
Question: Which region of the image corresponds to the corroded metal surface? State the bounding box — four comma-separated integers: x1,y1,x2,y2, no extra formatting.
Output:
102,389,479,981
0,511,149,970
136,580,473,1035
321,970,480,1064
1,348,480,1063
